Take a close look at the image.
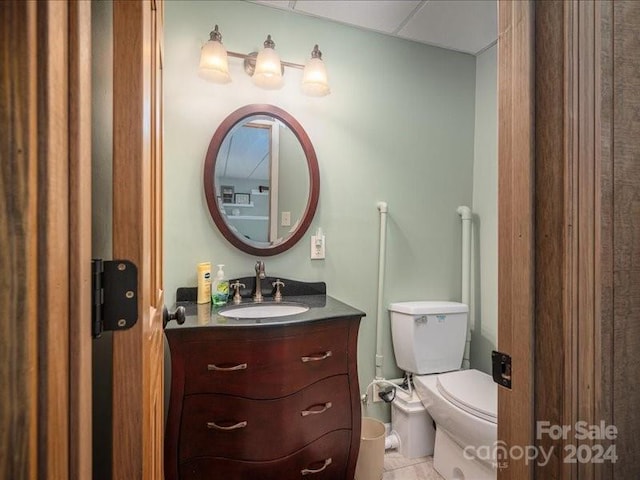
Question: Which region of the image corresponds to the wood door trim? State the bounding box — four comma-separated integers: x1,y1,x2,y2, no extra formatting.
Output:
112,1,146,476
534,2,574,478
497,1,535,478
597,2,614,478
534,2,610,478
3,1,93,477
575,3,599,479
68,1,93,478
0,1,39,477
37,1,71,478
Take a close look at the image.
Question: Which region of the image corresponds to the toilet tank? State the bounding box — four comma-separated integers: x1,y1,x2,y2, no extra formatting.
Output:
389,301,468,374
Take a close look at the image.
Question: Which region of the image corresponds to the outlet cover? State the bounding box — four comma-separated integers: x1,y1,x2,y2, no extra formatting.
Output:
310,235,325,260
281,211,291,227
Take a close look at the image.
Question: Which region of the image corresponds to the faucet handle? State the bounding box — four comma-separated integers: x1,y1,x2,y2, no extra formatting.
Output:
272,279,285,302
230,281,245,304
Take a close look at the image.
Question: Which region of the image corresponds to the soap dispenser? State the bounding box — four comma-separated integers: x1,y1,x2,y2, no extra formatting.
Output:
212,264,229,306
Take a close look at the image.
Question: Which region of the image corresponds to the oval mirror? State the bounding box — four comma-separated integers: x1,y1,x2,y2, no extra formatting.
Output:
204,105,320,256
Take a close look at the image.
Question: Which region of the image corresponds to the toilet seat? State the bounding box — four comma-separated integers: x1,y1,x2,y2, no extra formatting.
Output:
436,369,497,423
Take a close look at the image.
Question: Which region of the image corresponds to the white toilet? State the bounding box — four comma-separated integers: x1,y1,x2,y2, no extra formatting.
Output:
388,301,497,480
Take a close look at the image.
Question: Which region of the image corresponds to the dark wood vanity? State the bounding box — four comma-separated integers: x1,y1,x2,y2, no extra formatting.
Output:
177,100,360,478
164,293,364,480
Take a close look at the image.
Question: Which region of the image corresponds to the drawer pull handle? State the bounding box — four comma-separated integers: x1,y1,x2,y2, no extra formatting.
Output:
301,351,332,363
207,363,247,371
301,402,333,417
301,458,332,475
206,421,247,431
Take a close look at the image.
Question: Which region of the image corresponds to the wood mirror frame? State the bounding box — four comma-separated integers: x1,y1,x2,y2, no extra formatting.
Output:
203,104,320,256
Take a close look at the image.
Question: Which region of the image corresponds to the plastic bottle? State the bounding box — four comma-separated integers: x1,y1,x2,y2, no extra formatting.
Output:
197,262,212,304
212,264,229,306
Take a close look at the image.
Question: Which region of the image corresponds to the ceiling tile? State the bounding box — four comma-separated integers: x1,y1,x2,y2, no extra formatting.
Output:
251,1,294,10
248,0,497,55
292,0,422,34
398,0,497,54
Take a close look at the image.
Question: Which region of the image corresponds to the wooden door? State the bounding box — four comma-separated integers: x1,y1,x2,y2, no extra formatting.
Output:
535,1,640,478
1,1,92,478
497,1,535,479
111,0,165,478
598,3,640,476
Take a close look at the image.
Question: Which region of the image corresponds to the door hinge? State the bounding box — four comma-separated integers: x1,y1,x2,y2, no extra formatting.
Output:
92,259,138,338
491,350,512,389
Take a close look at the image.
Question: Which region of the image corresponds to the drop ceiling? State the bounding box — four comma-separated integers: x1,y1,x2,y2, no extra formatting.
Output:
219,122,271,181
250,0,497,55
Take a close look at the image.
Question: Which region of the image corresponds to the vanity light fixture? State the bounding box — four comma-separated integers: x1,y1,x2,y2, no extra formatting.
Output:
198,25,331,97
301,45,330,97
199,25,232,84
251,34,283,90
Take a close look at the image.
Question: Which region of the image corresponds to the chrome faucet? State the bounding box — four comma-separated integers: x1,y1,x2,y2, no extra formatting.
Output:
253,260,265,302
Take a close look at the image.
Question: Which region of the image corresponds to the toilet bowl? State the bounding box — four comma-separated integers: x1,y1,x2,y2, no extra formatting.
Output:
414,369,497,479
388,301,497,480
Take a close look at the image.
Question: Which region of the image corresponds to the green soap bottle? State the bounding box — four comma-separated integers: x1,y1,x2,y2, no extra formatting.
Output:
212,264,229,307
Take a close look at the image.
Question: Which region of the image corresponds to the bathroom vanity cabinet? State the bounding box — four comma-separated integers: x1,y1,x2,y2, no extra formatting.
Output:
164,298,363,480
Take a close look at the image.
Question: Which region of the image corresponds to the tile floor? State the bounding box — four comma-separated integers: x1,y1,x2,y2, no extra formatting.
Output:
382,451,444,480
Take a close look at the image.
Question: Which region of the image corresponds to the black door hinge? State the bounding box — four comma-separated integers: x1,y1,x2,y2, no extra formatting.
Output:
92,259,138,338
491,350,512,389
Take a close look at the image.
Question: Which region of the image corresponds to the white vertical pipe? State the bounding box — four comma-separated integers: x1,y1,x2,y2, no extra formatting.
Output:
457,205,472,369
375,202,388,380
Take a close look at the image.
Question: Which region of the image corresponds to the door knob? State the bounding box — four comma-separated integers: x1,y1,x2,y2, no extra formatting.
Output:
163,305,186,328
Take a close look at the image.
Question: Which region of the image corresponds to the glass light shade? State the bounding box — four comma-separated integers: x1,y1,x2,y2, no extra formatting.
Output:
198,40,231,84
251,47,283,89
301,57,330,97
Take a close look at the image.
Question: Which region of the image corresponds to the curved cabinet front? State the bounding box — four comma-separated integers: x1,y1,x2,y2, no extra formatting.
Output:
179,430,351,480
179,375,351,461
165,316,362,480
182,325,349,398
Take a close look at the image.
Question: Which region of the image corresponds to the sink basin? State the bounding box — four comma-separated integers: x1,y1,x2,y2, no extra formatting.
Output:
218,303,309,319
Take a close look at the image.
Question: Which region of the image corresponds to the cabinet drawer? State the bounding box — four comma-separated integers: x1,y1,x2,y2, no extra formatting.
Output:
180,375,351,461
183,325,349,398
179,429,351,480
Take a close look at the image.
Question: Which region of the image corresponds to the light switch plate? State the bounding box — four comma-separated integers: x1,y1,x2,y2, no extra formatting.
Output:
311,235,325,260
281,211,291,227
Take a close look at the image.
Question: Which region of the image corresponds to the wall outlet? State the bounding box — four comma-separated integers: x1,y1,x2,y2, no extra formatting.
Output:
310,235,325,260
281,211,291,227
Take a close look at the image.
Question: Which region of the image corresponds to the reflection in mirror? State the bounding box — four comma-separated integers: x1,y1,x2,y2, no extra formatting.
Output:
214,117,309,244
204,105,319,256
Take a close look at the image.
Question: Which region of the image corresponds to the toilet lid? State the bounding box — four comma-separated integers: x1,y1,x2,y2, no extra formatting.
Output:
436,369,497,423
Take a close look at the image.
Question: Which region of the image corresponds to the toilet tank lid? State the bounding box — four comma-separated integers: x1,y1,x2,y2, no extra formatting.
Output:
388,301,468,315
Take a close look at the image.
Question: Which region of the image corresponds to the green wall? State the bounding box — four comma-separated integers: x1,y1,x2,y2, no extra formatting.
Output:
470,45,498,375
164,0,477,420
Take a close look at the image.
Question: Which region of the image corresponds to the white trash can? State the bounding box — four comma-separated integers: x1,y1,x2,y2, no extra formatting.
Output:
354,417,386,480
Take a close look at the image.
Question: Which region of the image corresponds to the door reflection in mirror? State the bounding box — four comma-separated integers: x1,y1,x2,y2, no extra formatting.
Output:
214,115,309,245
204,104,320,257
